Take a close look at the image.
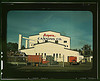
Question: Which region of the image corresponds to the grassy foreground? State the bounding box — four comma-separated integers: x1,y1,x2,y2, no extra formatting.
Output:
12,62,93,72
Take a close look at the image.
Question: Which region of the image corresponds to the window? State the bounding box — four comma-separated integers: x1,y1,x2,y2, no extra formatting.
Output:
65,45,68,47
56,53,58,58
79,57,82,60
64,41,67,43
59,54,61,58
53,53,55,58
44,53,46,58
45,40,48,42
55,40,58,44
36,53,37,55
41,53,43,56
31,44,34,46
37,41,39,44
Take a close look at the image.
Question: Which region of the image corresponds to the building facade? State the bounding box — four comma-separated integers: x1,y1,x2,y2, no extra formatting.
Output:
19,31,84,62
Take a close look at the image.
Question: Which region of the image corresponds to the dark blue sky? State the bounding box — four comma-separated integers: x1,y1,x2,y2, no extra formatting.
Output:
7,11,93,49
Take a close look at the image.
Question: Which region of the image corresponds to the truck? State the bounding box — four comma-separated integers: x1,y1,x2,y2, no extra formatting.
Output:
27,55,50,66
68,56,78,65
27,55,42,66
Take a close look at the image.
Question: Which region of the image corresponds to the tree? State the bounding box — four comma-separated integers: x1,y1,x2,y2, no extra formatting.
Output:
7,42,18,52
78,49,82,55
72,49,82,55
72,49,78,51
81,44,92,56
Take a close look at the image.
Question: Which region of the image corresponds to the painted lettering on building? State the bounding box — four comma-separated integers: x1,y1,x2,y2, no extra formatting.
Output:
38,37,62,40
43,33,56,37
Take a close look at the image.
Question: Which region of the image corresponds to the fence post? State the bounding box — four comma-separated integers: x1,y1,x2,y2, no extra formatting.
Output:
39,56,40,66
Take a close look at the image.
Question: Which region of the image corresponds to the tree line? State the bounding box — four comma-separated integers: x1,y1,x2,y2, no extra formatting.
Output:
72,44,93,57
7,42,25,52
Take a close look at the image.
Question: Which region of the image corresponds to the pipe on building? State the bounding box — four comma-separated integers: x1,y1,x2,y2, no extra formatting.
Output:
18,34,22,50
25,40,28,48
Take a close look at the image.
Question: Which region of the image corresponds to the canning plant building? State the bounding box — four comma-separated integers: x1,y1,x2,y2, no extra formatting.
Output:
18,31,84,63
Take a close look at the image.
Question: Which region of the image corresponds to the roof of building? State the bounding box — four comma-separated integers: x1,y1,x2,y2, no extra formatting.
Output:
20,41,78,52
34,41,66,46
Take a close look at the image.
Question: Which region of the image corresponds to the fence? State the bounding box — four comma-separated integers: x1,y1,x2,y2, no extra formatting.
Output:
7,55,65,67
7,56,27,62
7,56,27,66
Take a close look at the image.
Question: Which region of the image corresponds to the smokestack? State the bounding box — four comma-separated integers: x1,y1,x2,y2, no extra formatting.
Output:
25,40,28,48
18,34,22,50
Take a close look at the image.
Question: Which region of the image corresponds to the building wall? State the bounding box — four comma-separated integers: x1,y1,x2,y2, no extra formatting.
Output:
84,56,93,62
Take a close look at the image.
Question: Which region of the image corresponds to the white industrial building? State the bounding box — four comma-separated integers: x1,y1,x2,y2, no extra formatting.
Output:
18,31,84,62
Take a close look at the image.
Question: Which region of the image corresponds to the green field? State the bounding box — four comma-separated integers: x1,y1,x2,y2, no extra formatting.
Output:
11,62,93,72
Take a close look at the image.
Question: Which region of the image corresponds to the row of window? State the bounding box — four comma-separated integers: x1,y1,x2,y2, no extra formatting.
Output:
35,53,46,58
31,44,68,47
65,45,68,47
34,53,62,58
53,53,61,58
35,53,46,56
38,40,67,43
30,40,68,46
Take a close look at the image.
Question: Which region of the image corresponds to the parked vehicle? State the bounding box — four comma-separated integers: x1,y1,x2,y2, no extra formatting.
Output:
27,55,51,66
28,55,42,62
68,56,78,65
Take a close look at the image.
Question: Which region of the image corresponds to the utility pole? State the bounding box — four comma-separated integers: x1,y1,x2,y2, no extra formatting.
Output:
63,55,64,67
